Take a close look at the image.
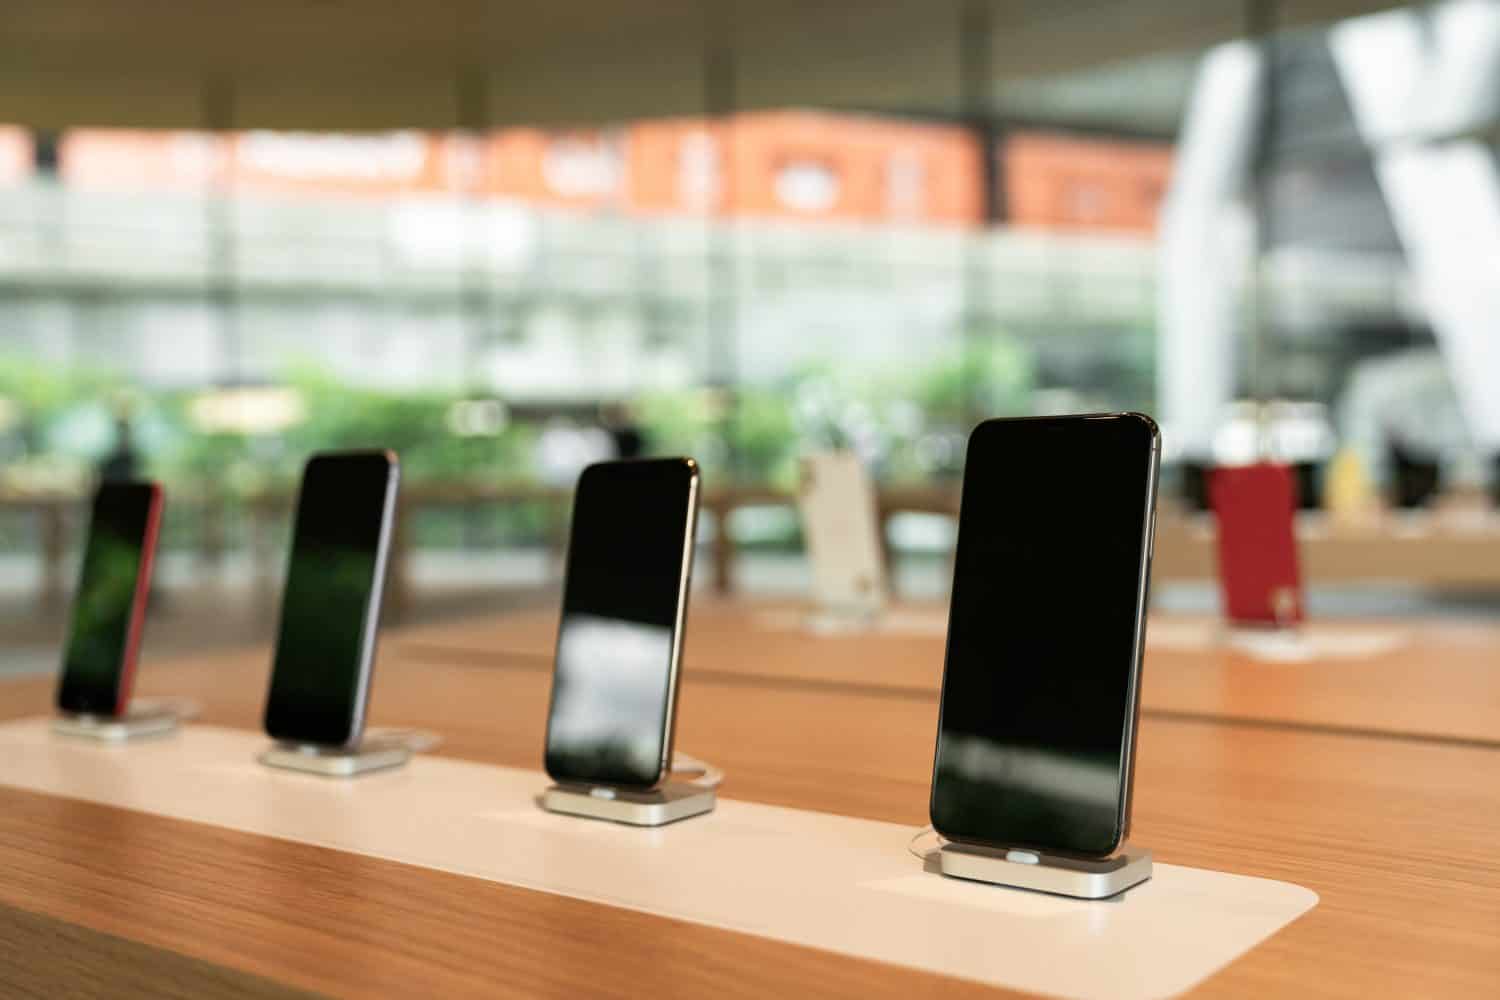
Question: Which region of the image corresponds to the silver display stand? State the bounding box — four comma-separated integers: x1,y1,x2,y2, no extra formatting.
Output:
938,843,1153,899
51,703,183,742
541,782,716,826
258,740,411,777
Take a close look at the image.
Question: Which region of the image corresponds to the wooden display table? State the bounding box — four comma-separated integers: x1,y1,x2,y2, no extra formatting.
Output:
0,626,1497,996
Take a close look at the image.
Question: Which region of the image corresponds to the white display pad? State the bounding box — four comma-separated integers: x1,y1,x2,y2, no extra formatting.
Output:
51,710,179,742
753,607,950,637
1147,619,1407,662
753,609,1406,664
0,720,1316,999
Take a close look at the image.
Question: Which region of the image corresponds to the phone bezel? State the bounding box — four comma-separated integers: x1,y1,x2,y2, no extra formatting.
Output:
928,412,1160,859
542,456,700,792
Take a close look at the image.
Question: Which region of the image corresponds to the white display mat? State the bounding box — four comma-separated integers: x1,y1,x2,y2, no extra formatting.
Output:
753,607,950,636
0,719,1316,999
750,609,1406,664
1147,620,1408,662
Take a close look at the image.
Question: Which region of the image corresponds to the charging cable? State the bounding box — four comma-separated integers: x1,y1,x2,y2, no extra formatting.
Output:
670,751,724,789
907,825,947,861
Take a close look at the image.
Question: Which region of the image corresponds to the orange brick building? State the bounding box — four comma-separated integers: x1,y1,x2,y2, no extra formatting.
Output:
1003,131,1174,234
49,118,1172,235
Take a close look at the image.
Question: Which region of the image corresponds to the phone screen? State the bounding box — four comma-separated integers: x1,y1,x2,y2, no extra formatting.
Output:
57,483,159,716
930,414,1158,857
263,451,397,747
545,458,698,789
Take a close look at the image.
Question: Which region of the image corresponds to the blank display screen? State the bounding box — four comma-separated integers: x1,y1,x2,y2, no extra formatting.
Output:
263,452,394,747
930,415,1156,857
545,459,697,789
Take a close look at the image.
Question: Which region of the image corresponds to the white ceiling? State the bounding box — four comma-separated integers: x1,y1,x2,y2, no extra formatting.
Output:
0,0,1406,129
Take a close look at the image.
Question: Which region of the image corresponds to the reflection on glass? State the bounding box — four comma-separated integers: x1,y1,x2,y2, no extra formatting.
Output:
932,737,1121,854
547,613,674,784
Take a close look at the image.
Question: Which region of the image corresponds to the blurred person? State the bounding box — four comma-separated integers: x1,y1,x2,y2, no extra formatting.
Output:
537,417,615,488
1386,432,1443,510
1337,348,1473,503
98,414,141,484
601,402,646,459
94,407,166,608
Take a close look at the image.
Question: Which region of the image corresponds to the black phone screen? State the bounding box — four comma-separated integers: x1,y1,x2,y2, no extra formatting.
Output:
545,458,698,789
57,483,157,716
930,414,1158,857
263,452,396,747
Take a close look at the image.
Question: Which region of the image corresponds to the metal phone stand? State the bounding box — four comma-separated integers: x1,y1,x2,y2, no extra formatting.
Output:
938,843,1153,900
258,739,411,777
52,702,184,742
541,782,716,827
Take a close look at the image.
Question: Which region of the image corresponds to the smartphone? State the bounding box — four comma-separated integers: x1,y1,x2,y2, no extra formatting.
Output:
797,451,887,615
544,458,699,790
930,413,1159,858
1210,463,1304,626
263,450,399,748
56,482,164,717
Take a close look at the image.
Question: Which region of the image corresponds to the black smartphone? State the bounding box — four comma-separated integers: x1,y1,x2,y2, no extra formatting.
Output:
56,482,164,717
544,458,700,790
263,450,399,748
930,413,1160,858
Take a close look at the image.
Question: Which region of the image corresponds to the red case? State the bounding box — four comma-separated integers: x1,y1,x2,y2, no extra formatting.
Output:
1209,463,1303,626
115,485,164,715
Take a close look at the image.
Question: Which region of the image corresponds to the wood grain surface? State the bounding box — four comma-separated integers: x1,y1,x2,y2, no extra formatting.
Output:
393,601,1500,745
0,898,321,1000
0,625,1497,997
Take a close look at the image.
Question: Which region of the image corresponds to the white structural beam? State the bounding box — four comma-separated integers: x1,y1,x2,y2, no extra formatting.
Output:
1331,2,1500,451
1156,41,1263,457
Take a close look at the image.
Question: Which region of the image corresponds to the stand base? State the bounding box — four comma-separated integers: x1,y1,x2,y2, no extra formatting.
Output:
52,705,181,742
541,782,716,826
258,741,411,777
938,843,1153,899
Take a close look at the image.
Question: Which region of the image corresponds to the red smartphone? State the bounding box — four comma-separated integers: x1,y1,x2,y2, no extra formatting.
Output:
56,482,164,717
1209,463,1303,626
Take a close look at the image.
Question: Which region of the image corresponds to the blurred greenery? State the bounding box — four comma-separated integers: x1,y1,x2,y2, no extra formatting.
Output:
913,336,1035,424
0,337,1051,498
0,361,538,493
0,358,119,422
279,368,538,486
628,337,1039,486
0,358,128,492
0,334,1151,554
0,359,550,547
